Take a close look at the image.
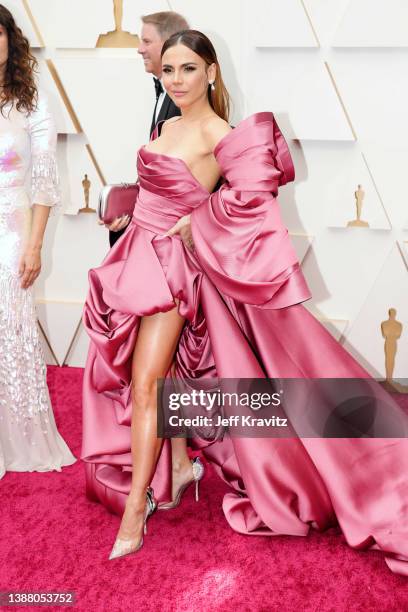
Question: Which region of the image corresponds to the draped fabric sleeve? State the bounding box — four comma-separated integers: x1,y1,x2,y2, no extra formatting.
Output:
190,112,311,309
27,90,60,211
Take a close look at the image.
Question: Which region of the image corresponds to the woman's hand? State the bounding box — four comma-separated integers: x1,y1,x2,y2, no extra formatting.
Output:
19,245,41,289
100,215,131,232
165,214,195,251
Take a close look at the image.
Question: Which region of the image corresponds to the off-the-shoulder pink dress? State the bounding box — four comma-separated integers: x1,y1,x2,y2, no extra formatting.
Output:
82,113,408,576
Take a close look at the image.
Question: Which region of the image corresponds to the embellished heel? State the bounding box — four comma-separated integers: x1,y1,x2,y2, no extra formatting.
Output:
109,486,156,560
159,457,205,510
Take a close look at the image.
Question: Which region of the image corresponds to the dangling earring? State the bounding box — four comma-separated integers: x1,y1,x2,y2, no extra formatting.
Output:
209,80,215,91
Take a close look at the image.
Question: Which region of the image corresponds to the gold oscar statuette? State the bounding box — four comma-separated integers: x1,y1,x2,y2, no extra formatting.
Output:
79,174,96,213
96,0,139,48
380,308,407,393
347,184,369,227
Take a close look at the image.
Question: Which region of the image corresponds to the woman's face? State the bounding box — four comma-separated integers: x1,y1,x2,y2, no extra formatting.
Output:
161,43,216,109
0,25,8,68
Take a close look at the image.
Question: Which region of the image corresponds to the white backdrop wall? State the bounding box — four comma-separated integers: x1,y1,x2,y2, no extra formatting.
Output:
7,0,407,377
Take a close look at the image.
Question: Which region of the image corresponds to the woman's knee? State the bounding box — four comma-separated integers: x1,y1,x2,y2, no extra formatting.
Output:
131,375,158,410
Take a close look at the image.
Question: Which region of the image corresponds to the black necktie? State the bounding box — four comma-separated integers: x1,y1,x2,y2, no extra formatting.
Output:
153,77,163,99
151,78,164,136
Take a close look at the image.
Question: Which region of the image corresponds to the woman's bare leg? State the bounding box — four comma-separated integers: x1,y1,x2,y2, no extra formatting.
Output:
166,363,199,500
168,437,196,500
115,305,186,542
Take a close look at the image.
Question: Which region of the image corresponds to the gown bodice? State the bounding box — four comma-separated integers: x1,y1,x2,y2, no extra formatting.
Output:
0,103,31,190
134,147,209,235
0,91,60,274
0,91,59,208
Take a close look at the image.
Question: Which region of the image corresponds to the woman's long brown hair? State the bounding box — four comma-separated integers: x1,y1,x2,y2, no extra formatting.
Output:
161,29,230,122
0,3,38,115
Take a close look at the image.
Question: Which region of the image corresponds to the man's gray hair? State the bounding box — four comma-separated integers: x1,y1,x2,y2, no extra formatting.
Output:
141,11,190,41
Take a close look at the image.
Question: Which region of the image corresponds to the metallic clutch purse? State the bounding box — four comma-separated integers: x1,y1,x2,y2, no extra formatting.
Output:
98,182,139,224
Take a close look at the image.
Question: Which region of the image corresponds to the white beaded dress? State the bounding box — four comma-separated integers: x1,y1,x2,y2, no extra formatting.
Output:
0,90,76,479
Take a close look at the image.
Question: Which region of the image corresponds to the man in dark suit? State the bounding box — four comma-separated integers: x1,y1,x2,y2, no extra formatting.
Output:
109,11,189,247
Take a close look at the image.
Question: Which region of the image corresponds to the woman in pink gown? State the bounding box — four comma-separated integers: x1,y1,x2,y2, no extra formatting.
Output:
82,30,408,572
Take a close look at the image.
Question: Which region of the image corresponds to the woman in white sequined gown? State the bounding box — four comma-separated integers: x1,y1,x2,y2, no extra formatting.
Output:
0,6,75,478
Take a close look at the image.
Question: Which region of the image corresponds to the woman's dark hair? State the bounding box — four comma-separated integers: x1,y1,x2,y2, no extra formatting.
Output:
161,29,230,122
0,4,38,115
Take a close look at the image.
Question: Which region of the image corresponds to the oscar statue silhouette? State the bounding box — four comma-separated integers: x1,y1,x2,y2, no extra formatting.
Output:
79,174,96,213
96,0,139,48
380,308,407,393
347,184,369,227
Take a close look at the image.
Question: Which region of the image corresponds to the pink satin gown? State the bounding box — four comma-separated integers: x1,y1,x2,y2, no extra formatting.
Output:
82,113,408,576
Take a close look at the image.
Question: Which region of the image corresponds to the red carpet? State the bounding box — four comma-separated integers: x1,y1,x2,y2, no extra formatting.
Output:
0,366,407,612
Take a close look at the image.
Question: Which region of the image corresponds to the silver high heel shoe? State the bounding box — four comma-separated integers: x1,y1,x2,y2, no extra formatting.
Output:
159,457,205,510
109,486,156,560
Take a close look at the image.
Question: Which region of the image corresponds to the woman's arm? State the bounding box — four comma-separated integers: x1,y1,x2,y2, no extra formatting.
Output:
19,205,50,289
20,91,60,289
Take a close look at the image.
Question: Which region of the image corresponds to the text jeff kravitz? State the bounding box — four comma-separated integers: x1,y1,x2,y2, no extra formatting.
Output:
167,415,288,427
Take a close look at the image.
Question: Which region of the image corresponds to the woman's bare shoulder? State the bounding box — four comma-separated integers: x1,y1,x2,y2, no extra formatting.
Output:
160,116,183,135
201,115,232,151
